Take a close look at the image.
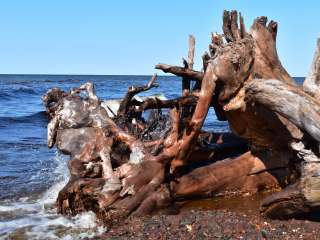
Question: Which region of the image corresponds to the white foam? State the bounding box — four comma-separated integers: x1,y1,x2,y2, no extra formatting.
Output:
40,151,70,206
0,151,106,239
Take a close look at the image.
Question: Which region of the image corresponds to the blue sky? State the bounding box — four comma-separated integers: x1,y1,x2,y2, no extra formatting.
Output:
0,1,319,76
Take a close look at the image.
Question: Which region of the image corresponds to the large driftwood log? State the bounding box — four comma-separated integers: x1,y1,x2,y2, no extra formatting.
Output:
43,10,320,223
243,72,320,218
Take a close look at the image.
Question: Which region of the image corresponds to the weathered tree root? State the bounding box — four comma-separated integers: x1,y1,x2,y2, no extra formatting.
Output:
172,151,285,199
43,9,320,223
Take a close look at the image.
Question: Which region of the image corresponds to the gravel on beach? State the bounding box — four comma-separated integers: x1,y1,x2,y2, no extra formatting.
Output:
100,209,320,240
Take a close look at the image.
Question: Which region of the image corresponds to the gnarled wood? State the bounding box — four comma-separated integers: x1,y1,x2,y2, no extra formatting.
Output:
43,10,320,223
245,79,320,142
172,151,286,199
117,74,158,116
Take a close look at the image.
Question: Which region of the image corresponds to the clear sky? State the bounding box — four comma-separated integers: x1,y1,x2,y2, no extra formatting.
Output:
0,0,319,76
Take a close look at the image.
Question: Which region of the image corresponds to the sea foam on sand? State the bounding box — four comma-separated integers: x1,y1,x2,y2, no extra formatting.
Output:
0,151,106,240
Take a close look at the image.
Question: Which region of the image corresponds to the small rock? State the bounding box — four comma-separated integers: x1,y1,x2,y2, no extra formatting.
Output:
186,224,192,232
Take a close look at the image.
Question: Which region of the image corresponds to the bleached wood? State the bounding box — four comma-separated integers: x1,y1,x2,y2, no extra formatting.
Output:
245,78,320,142
303,38,320,99
187,35,195,70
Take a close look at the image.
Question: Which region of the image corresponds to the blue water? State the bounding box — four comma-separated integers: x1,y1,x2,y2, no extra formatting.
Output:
0,75,304,238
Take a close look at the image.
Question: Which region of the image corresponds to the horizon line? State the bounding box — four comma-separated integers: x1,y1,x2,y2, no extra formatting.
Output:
0,73,170,76
0,73,306,78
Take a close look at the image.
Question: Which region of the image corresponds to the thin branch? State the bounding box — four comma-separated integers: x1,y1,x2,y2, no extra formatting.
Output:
117,74,158,116
155,64,204,81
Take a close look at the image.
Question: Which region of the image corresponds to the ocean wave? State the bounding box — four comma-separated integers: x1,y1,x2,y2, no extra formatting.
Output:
13,86,37,95
0,111,47,125
0,86,38,101
0,92,12,99
0,151,106,239
0,176,19,180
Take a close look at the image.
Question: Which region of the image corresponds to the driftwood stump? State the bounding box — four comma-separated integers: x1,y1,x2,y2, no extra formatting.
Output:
43,10,320,223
